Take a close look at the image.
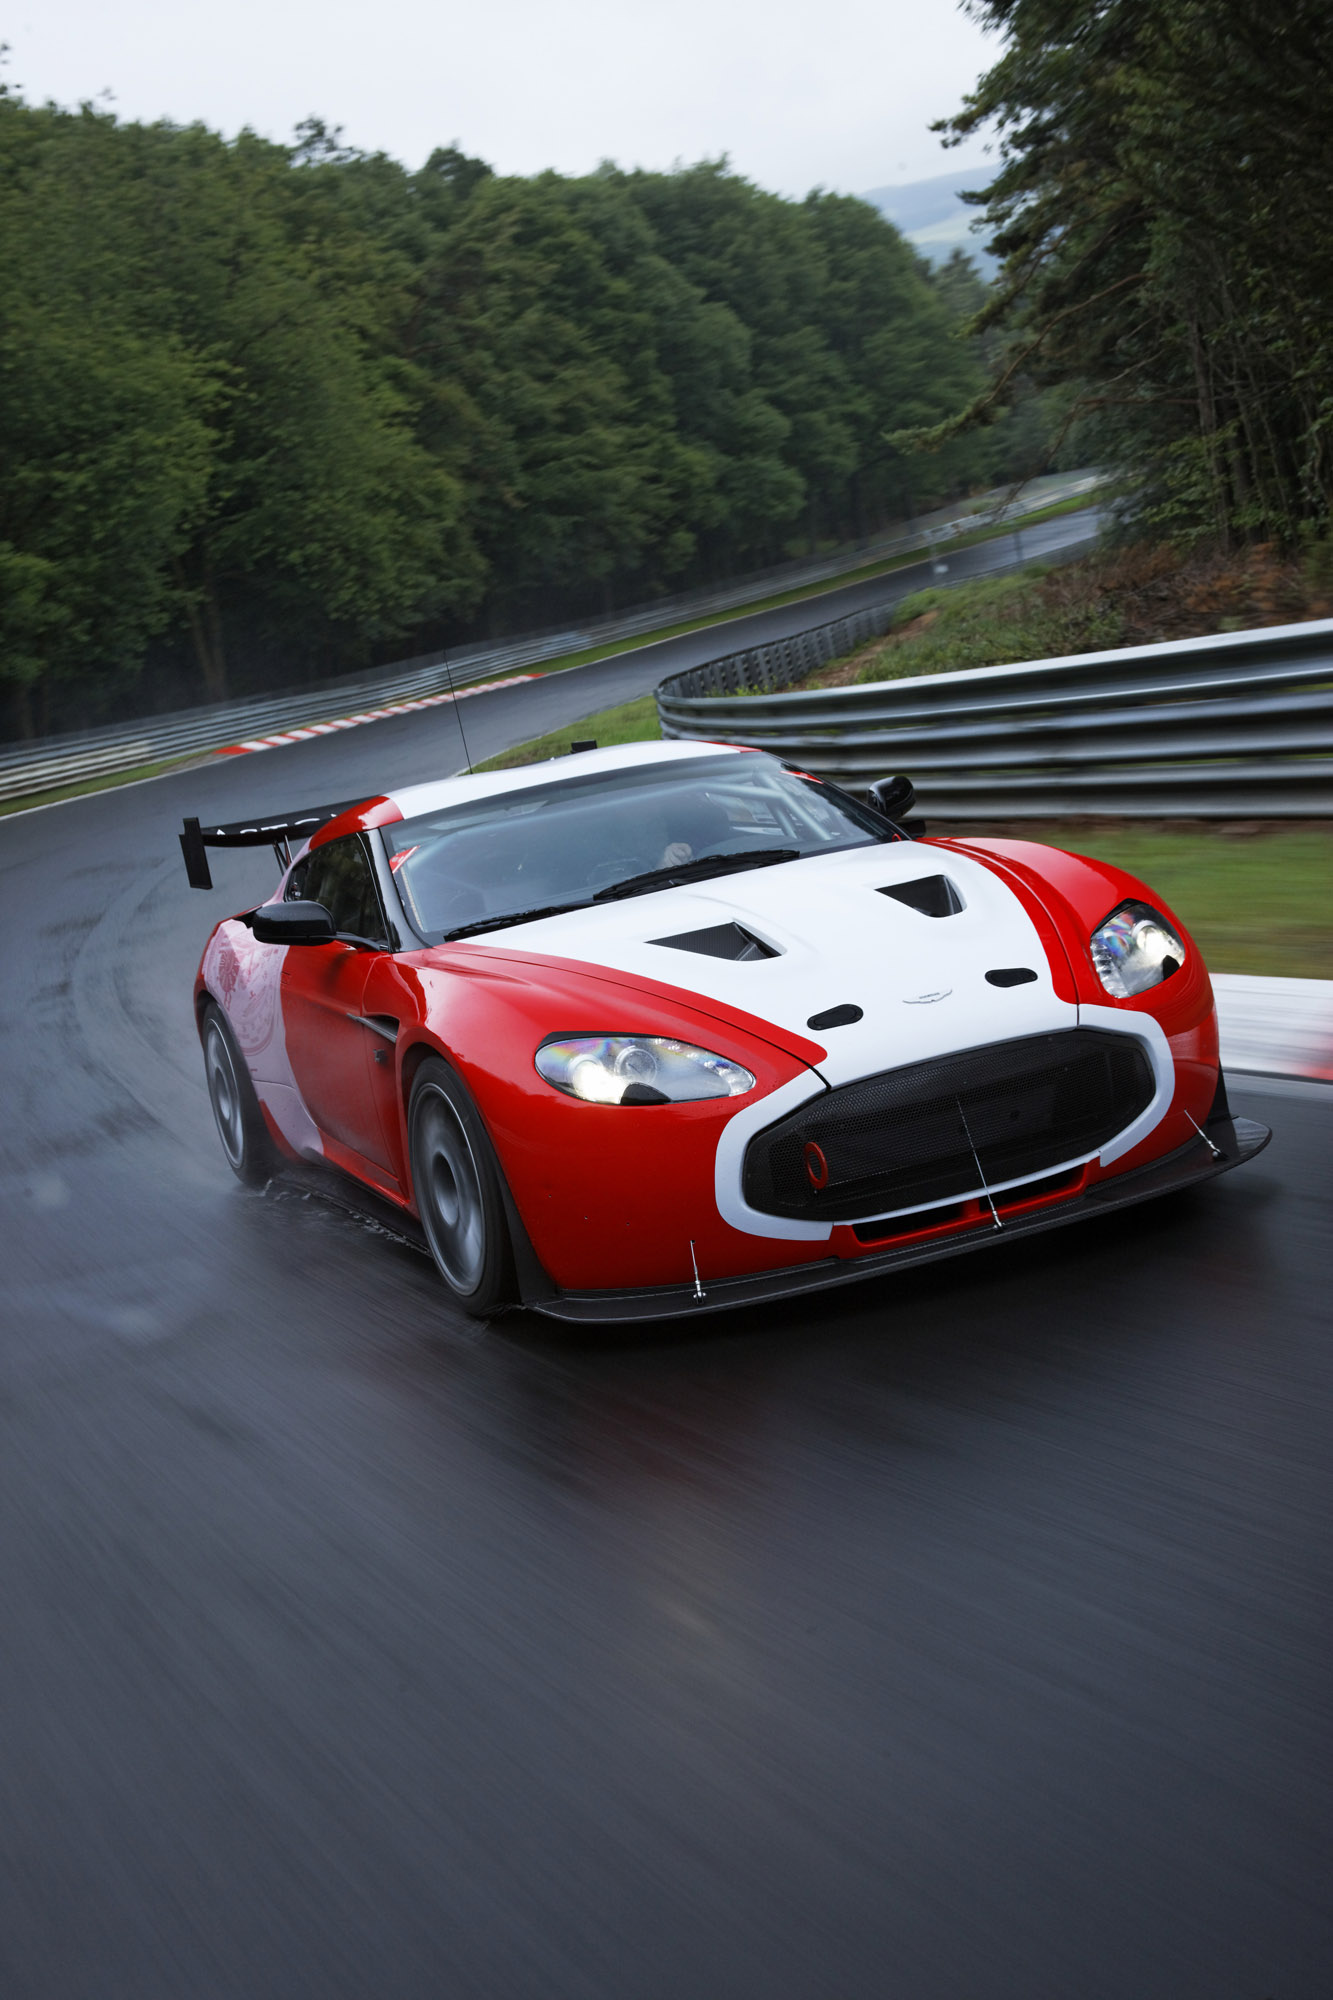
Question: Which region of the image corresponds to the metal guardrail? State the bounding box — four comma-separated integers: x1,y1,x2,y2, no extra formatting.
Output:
656,616,1333,817
0,638,565,808
0,477,1103,810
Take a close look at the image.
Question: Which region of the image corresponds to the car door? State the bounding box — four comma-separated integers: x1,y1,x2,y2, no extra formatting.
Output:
279,833,398,1175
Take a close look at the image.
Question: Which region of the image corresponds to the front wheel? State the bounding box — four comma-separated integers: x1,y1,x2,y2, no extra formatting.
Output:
202,1001,277,1186
409,1058,515,1317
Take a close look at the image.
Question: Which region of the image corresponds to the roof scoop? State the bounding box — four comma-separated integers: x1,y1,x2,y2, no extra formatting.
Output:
650,922,779,961
878,875,964,918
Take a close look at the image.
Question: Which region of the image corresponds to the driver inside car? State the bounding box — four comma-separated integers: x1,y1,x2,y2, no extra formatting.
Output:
657,794,735,867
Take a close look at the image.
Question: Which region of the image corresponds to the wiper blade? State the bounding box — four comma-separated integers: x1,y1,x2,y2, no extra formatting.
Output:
440,849,804,934
592,848,801,903
442,901,590,941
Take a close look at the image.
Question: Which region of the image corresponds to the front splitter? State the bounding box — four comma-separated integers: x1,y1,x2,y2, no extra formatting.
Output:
532,1115,1272,1325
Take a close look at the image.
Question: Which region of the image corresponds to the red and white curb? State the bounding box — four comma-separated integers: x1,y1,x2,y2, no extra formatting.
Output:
1214,974,1333,1082
215,675,537,755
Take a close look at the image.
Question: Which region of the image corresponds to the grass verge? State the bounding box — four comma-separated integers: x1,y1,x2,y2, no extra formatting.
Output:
475,696,662,772
941,821,1333,980
803,533,1331,692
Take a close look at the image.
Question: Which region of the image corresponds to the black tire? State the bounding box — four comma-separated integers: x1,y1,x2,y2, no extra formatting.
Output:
408,1058,515,1317
201,1001,277,1186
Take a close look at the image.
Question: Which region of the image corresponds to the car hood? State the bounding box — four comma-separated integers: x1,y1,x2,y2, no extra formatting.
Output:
466,841,1079,1085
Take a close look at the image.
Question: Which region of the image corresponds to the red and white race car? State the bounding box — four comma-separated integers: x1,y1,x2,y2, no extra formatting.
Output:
183,741,1269,1322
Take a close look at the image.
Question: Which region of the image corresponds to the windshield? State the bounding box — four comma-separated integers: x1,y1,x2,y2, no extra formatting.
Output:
384,754,896,941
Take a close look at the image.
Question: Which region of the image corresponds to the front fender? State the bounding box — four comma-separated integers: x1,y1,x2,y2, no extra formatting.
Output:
363,945,830,1290
939,837,1220,1175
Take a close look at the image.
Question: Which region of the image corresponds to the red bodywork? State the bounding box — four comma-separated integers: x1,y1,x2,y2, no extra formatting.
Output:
937,837,1220,1174
195,835,1222,1298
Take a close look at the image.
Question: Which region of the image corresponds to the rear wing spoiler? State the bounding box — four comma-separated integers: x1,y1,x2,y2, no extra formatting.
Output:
179,799,370,890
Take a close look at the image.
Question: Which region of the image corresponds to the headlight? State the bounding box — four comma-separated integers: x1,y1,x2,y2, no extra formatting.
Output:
1090,902,1186,997
535,1035,756,1105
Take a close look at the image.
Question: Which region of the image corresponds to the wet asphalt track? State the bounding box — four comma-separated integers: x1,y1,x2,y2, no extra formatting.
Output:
2,510,1331,1999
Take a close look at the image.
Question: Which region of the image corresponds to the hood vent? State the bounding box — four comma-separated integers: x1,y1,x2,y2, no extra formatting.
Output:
808,1003,863,1031
878,875,963,918
650,921,779,962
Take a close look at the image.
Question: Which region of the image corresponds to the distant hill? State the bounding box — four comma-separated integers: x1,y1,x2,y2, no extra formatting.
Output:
860,168,997,275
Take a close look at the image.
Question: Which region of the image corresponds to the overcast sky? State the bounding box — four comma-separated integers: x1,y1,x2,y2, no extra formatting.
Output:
3,0,1000,197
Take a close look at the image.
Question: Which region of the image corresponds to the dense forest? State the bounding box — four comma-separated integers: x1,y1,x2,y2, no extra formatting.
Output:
0,93,1038,737
928,0,1332,547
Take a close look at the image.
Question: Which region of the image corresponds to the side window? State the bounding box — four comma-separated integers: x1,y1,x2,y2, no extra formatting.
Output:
285,835,388,946
285,855,311,901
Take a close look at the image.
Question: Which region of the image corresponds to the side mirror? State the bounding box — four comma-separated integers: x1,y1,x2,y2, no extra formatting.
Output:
866,774,916,820
864,773,925,838
246,900,337,945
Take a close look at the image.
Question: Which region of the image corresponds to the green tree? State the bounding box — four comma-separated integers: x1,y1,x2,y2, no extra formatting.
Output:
628,166,992,549
0,100,216,732
0,92,1040,734
118,119,483,695
930,0,1333,541
928,247,1060,484
0,98,483,724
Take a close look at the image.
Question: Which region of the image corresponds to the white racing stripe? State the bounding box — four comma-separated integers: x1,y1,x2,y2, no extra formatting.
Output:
483,838,1187,1240
492,841,1079,1085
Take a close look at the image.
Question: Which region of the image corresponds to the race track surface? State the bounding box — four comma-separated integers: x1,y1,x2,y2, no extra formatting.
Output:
3,511,1331,1999
321,508,1104,776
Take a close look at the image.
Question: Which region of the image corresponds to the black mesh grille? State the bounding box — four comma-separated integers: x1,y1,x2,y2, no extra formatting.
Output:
742,1030,1154,1222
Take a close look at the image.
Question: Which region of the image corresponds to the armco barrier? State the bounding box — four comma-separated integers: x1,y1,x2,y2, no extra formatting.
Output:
656,615,1333,817
0,642,554,808
0,482,1103,810
1213,975,1333,1081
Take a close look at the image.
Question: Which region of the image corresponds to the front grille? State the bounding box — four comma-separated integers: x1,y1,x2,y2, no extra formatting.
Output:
742,1030,1154,1222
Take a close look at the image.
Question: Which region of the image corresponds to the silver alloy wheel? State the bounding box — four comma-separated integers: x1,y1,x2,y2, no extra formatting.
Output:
415,1086,487,1293
204,1017,246,1170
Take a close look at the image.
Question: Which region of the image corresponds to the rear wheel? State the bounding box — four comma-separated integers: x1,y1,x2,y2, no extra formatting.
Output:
202,1001,277,1185
409,1058,515,1317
